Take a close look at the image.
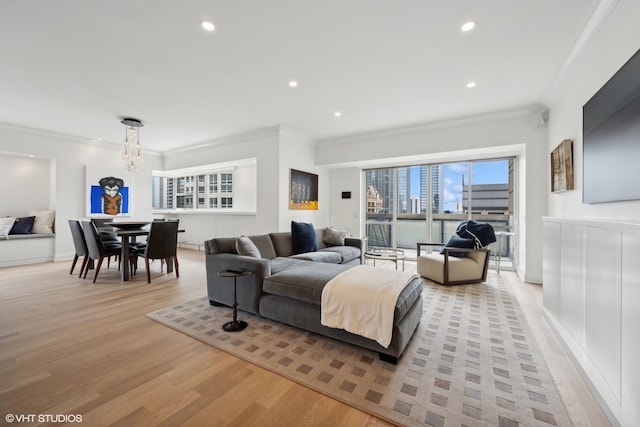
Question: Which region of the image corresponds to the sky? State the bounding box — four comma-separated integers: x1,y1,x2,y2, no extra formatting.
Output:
410,159,509,211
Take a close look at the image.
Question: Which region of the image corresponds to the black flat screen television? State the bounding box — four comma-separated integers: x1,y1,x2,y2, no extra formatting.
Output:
582,48,640,204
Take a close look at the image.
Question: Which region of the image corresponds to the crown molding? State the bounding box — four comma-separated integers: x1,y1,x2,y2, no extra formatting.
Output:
0,121,163,155
315,105,545,148
163,126,282,155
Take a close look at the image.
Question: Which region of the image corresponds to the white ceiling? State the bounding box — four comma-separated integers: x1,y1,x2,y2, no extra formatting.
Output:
0,1,601,152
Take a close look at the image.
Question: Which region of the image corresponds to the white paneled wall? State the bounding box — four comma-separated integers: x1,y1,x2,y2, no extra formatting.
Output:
543,218,640,427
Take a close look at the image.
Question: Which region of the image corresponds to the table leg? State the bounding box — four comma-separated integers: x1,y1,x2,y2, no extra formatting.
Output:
121,235,131,281
497,236,502,274
223,277,247,332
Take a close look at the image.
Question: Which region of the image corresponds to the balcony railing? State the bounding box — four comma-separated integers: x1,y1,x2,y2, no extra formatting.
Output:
366,213,514,270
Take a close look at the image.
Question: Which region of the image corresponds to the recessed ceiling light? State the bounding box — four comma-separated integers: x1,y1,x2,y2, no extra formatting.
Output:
461,20,476,32
201,20,215,32
289,80,298,87
334,111,342,118
466,81,477,88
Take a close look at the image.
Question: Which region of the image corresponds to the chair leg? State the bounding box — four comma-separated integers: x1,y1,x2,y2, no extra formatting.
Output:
70,254,79,274
93,257,105,284
129,256,136,275
173,255,179,278
79,256,90,278
83,259,92,279
145,258,151,284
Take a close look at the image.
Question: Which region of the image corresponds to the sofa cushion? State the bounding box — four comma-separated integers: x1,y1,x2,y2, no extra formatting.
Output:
29,210,55,234
320,246,361,264
264,262,423,323
291,221,318,254
9,216,35,235
270,256,310,274
290,251,342,263
248,234,277,259
323,227,346,246
270,232,294,257
236,236,261,257
264,263,352,305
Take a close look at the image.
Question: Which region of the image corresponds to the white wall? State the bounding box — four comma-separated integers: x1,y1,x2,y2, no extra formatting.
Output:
162,128,280,241
317,111,547,282
0,123,162,260
327,167,362,236
545,0,640,220
278,129,329,231
0,153,51,216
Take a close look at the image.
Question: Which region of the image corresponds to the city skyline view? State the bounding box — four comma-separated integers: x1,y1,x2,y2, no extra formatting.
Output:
409,159,509,211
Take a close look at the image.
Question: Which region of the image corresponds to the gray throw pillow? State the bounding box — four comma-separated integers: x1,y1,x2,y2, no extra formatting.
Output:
323,227,346,246
235,236,261,258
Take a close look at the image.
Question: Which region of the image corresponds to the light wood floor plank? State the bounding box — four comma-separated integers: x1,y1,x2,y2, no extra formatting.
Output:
0,249,610,426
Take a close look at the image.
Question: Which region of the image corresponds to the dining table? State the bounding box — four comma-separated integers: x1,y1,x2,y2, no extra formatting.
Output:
98,221,185,282
98,223,150,281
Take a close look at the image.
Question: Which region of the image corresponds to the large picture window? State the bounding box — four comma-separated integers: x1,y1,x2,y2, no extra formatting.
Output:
365,158,515,270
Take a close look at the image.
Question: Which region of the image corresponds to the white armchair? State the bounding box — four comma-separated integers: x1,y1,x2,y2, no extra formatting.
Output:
416,242,490,286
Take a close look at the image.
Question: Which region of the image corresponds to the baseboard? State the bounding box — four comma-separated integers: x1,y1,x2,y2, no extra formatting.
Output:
542,309,622,427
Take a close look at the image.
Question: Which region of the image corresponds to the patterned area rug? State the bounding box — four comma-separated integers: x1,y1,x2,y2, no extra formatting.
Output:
147,273,570,427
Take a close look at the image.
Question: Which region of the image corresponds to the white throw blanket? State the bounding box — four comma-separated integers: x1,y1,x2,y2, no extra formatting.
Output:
321,265,419,348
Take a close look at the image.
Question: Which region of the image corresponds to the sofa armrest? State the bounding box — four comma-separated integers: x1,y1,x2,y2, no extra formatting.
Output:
344,236,366,264
205,253,271,314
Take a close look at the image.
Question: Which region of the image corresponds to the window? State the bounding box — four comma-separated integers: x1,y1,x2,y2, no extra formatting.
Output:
364,158,515,270
221,173,233,193
209,174,218,193
152,157,257,213
152,170,234,210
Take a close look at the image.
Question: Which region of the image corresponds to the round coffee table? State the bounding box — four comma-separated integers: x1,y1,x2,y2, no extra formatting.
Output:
218,269,251,332
364,247,406,271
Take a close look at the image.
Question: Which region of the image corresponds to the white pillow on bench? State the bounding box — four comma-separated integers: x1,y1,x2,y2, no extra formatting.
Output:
29,210,55,234
0,217,16,237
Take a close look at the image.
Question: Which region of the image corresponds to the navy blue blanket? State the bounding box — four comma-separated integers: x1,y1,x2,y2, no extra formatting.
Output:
455,220,496,248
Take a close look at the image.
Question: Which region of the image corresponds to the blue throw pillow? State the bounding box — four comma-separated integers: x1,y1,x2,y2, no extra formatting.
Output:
291,221,318,254
9,216,35,235
441,235,475,258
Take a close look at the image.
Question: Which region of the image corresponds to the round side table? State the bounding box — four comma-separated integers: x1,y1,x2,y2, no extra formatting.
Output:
217,269,251,332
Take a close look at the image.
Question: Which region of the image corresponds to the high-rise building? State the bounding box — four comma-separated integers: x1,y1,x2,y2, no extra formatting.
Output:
419,165,443,214
410,197,420,214
397,167,410,213
366,169,393,214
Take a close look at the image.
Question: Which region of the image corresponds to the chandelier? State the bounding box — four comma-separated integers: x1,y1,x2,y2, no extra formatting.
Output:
120,118,144,172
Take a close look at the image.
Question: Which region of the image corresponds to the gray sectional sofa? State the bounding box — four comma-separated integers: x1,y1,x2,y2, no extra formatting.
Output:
205,228,423,363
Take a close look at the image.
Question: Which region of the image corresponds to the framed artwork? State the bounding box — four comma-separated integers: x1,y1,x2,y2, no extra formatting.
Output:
289,169,318,210
85,167,131,216
551,139,574,193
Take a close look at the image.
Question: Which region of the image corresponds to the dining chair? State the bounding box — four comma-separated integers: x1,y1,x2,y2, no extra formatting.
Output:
68,220,89,277
131,220,179,283
91,218,121,268
81,221,122,283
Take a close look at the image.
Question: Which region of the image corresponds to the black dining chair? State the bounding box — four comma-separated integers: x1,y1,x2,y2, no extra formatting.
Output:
68,220,90,278
91,218,121,268
131,220,179,283
81,221,122,283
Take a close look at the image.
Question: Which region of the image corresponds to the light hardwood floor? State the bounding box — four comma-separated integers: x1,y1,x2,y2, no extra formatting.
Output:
1,249,611,426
